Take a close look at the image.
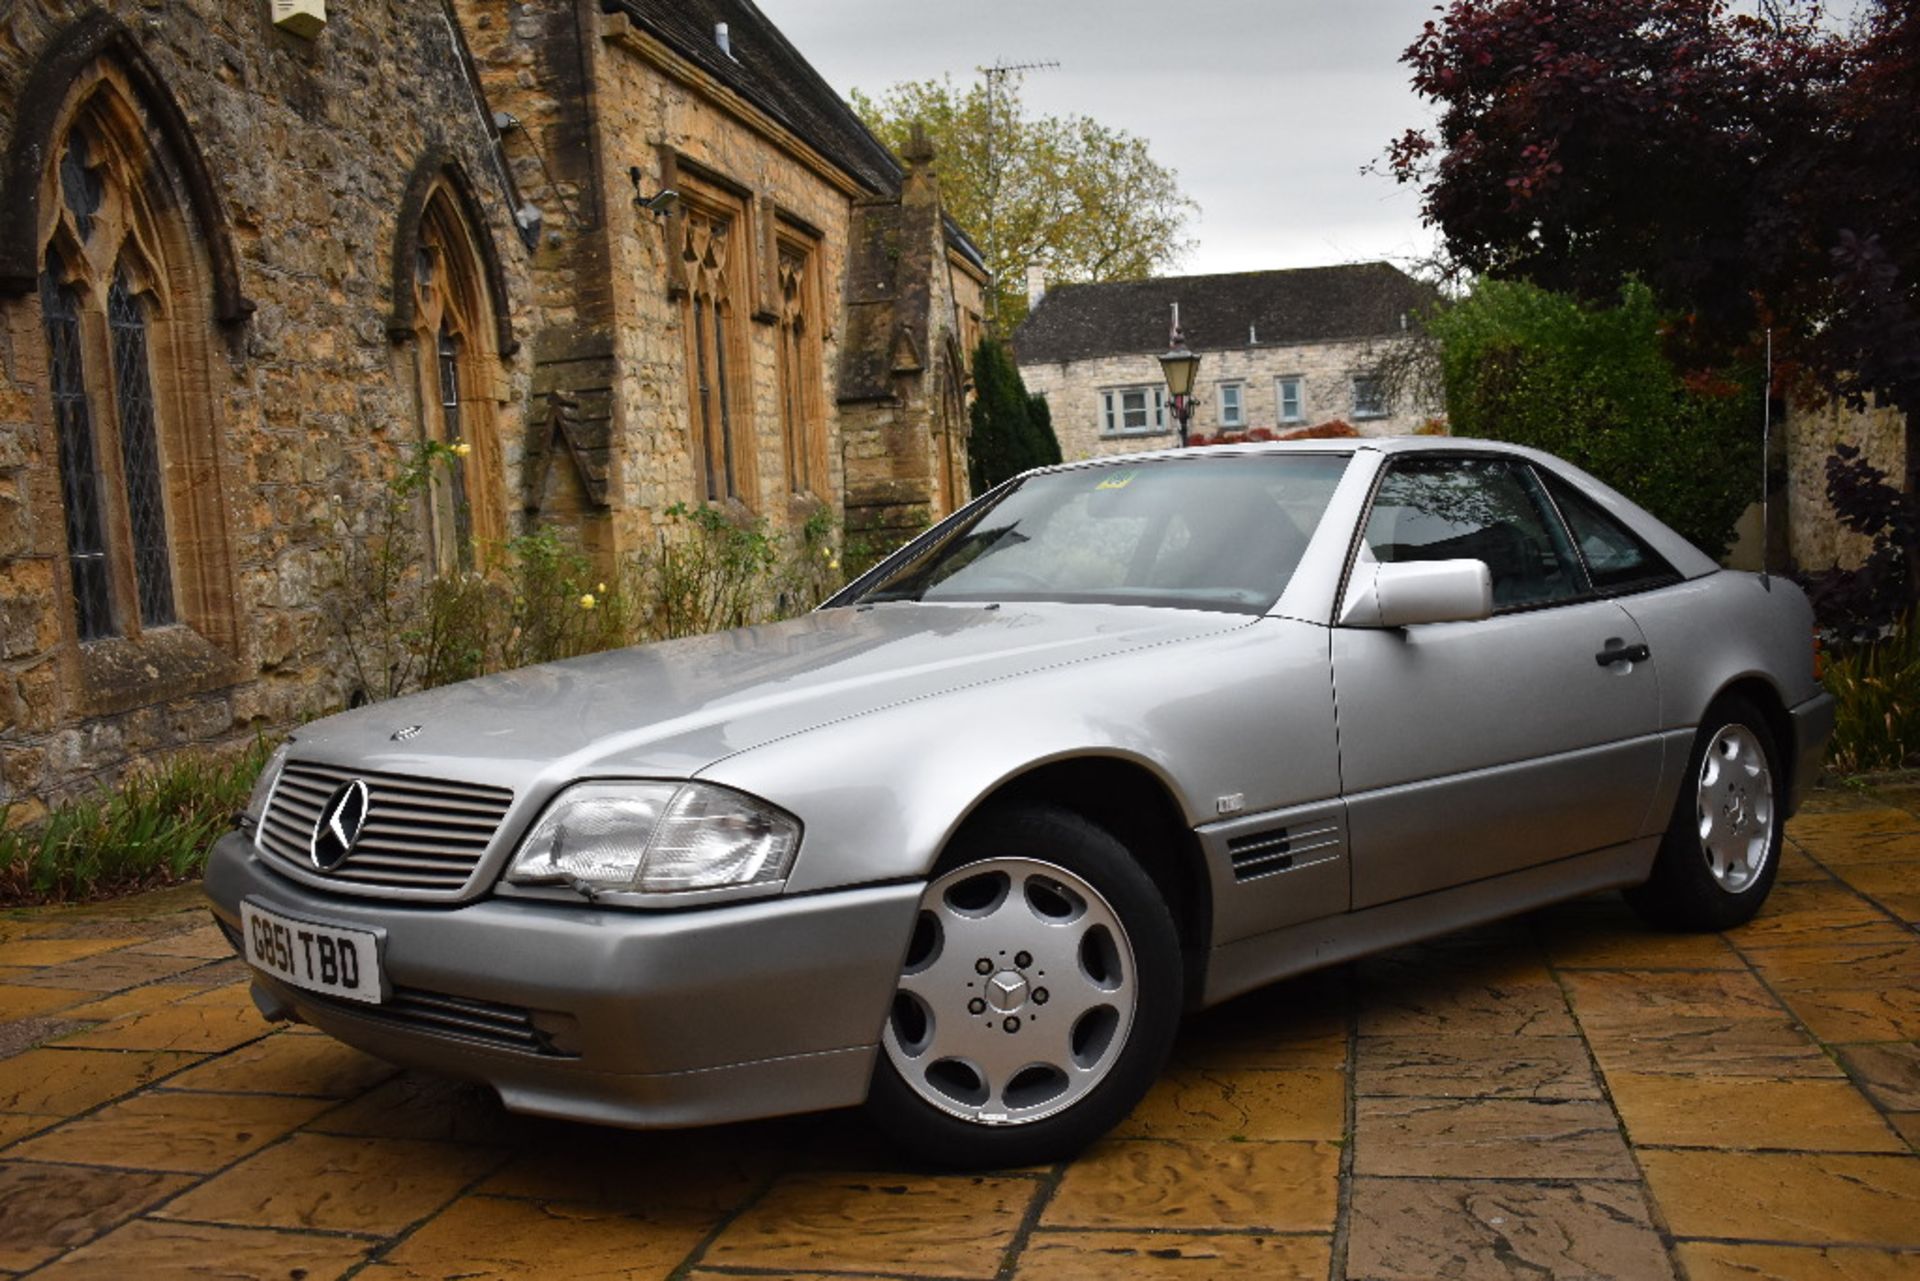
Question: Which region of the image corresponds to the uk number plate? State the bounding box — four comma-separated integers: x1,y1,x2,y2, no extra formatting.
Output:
240,901,383,1005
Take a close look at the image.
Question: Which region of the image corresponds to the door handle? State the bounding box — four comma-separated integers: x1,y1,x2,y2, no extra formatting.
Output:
1595,640,1651,667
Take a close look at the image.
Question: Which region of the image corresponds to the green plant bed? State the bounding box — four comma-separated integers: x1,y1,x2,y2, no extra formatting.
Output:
0,737,273,906
1822,617,1920,775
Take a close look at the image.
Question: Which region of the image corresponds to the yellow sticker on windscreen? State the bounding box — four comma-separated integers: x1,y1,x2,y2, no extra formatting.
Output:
1095,472,1136,490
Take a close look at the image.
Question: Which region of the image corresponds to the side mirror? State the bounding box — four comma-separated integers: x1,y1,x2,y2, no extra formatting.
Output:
1340,558,1493,628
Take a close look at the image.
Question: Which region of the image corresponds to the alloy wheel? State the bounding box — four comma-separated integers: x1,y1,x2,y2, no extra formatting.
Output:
1696,722,1774,893
881,857,1137,1127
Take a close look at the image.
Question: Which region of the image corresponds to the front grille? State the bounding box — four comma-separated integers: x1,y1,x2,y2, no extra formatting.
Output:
258,760,513,897
293,983,575,1058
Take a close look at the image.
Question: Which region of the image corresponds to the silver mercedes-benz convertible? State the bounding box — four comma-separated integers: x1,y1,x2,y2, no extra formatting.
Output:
205,438,1834,1166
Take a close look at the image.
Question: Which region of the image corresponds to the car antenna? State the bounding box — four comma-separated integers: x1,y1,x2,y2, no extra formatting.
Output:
1760,327,1773,591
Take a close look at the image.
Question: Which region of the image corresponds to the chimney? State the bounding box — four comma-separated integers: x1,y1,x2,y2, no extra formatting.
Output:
1026,264,1047,310
715,22,732,57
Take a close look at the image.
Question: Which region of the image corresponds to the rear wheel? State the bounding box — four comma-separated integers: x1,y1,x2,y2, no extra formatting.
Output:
867,804,1181,1169
1625,696,1783,931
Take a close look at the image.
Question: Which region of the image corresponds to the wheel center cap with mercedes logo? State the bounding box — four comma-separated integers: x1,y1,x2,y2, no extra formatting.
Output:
310,779,371,871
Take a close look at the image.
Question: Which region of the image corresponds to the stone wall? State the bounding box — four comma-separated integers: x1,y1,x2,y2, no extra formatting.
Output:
1020,334,1438,462
1786,395,1909,574
0,1,535,818
591,11,863,551
0,0,981,821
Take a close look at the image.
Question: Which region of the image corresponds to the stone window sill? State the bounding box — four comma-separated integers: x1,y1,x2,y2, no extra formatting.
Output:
76,625,239,719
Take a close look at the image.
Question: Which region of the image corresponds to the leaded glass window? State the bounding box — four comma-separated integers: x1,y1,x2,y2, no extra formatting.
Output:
438,321,473,570
680,207,741,503
776,245,819,495
59,133,103,241
29,76,238,666
39,249,113,640
108,270,176,626
408,190,505,570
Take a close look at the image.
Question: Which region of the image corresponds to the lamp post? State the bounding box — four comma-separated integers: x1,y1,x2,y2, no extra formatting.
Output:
1157,307,1201,447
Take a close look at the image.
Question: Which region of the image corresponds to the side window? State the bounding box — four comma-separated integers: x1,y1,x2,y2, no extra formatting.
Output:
1365,457,1585,610
1538,470,1680,594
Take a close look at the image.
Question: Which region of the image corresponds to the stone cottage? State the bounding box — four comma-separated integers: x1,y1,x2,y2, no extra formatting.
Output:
1012,263,1439,460
0,0,983,819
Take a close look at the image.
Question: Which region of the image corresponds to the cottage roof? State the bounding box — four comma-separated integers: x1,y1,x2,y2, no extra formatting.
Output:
1011,262,1437,366
601,0,902,196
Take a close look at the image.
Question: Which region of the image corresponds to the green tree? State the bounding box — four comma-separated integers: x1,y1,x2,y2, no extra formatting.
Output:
853,75,1196,333
1430,279,1761,558
969,339,1061,492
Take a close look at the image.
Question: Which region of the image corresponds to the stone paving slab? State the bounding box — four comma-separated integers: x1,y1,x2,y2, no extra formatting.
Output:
0,786,1918,1278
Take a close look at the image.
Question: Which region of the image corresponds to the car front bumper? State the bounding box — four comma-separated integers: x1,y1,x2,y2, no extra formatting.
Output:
203,830,922,1128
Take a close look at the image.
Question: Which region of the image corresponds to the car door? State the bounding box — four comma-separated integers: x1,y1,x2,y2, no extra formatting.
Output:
1333,454,1665,908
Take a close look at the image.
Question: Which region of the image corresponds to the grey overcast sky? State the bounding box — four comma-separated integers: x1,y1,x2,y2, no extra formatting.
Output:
754,0,1452,278
755,0,1874,281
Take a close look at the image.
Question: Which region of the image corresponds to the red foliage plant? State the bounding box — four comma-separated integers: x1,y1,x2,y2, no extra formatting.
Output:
1279,420,1361,440
1190,422,1359,447
1387,0,1919,496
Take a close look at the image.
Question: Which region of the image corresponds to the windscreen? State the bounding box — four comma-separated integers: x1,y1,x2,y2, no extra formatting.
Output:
853,454,1350,613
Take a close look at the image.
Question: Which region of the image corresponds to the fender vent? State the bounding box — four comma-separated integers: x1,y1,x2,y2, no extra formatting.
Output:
1229,819,1341,881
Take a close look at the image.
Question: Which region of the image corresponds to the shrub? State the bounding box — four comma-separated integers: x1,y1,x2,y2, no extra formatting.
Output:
1429,278,1762,559
1190,421,1356,447
969,338,1060,490
1801,444,1916,643
0,737,275,905
1280,420,1361,441
1822,614,1920,773
332,442,849,700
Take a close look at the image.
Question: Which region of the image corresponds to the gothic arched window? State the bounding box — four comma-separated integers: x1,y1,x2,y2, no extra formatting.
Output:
32,74,231,656
408,186,504,571
678,193,755,506
775,235,826,498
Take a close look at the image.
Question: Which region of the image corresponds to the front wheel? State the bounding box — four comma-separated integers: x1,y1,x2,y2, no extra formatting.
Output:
867,804,1182,1168
1624,696,1784,931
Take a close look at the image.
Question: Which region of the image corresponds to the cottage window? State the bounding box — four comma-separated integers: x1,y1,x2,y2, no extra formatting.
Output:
1217,382,1244,429
408,186,505,571
1353,374,1389,420
1100,386,1167,437
1277,376,1304,424
32,85,233,656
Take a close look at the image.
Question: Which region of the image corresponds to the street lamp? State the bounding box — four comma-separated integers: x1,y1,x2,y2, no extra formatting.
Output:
1157,314,1201,447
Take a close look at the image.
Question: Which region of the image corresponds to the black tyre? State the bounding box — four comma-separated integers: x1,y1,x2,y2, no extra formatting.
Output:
866,804,1182,1169
1624,695,1784,931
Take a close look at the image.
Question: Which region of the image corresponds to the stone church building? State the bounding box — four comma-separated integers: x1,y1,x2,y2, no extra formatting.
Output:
1013,263,1439,460
0,0,985,819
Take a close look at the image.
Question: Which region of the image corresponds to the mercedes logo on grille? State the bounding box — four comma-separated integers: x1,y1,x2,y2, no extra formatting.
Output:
310,780,371,872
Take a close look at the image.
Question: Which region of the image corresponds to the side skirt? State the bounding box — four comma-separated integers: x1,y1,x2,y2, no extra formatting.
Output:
1199,836,1658,1007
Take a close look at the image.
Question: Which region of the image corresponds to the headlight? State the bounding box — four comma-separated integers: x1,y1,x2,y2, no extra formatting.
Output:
505,782,801,896
244,741,292,837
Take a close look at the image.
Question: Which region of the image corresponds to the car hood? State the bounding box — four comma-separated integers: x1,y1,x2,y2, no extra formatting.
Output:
288,602,1252,790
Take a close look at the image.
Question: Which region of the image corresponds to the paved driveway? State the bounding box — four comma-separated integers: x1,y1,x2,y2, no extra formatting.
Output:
2,786,1918,1280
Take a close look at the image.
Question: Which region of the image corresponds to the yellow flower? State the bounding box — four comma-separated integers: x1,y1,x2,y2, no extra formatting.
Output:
596,582,607,593
579,593,597,610
452,441,472,458
820,546,833,561
828,558,840,571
